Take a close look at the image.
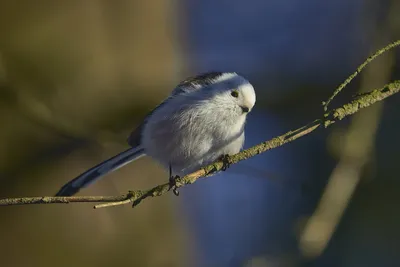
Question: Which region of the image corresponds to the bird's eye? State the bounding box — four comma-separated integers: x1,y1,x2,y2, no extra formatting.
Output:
231,90,239,98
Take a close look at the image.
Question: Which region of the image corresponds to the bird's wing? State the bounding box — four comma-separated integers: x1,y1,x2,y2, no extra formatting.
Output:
127,100,168,147
127,72,224,147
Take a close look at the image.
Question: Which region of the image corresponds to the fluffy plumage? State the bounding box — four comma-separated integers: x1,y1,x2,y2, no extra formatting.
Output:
56,72,256,196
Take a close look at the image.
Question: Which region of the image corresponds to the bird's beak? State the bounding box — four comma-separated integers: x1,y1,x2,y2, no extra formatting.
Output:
241,106,250,113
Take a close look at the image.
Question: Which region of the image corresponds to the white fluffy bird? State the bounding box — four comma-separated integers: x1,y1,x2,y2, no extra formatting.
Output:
56,72,256,196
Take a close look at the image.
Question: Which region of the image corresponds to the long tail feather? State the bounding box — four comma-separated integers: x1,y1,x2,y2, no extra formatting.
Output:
55,147,145,196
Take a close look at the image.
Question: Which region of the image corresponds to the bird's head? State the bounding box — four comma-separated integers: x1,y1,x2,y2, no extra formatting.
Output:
178,72,256,116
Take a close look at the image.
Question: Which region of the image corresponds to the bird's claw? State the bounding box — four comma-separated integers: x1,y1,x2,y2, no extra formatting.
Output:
220,154,232,171
169,175,180,196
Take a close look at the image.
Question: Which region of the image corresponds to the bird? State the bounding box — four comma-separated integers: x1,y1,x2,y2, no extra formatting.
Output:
55,72,256,196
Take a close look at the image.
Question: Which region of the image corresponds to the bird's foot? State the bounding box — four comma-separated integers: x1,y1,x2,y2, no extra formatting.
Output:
219,154,232,171
169,175,180,196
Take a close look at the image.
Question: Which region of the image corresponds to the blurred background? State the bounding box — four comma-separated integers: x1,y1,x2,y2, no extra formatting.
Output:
0,0,399,266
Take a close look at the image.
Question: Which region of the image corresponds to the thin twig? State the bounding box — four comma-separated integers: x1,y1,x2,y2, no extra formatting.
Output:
0,195,133,205
0,81,398,209
300,29,397,258
322,39,400,111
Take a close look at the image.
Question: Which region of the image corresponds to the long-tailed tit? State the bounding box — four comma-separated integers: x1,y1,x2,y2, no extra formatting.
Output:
56,72,256,196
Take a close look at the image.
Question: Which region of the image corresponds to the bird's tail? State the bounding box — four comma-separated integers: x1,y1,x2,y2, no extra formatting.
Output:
55,147,145,196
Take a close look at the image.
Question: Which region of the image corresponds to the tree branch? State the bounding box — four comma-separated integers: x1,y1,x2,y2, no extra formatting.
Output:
0,80,398,209
322,39,400,111
1,40,400,209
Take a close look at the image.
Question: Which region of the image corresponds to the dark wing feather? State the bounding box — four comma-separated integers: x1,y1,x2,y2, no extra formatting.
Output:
127,101,168,147
127,125,143,148
176,72,224,90
127,71,224,147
